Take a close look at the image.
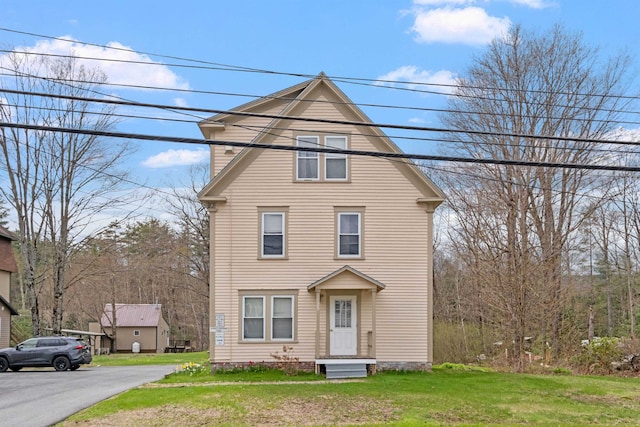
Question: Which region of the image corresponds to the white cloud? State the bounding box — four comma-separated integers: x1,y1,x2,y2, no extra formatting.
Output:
141,149,209,168
412,0,554,8
408,117,426,124
413,0,475,5
508,0,555,9
376,65,457,94
173,97,188,108
411,6,511,45
6,37,189,90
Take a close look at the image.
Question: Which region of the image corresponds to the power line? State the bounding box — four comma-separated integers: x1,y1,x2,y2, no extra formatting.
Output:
3,121,640,172
2,26,638,104
2,87,640,148
2,28,639,124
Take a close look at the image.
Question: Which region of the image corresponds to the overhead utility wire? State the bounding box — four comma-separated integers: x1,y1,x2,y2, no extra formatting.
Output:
4,49,640,121
2,87,639,149
6,97,634,157
3,70,639,128
2,121,640,173
2,27,638,104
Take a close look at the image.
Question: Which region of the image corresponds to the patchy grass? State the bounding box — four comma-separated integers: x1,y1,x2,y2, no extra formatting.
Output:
60,365,640,426
90,351,208,367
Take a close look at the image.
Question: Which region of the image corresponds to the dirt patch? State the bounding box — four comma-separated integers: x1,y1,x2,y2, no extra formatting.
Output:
62,395,398,426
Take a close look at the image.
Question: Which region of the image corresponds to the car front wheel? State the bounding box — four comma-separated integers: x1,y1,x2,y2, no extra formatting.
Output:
53,356,70,371
0,357,8,372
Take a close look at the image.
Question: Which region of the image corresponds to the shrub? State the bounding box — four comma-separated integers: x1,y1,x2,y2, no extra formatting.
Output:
271,345,299,376
573,337,623,374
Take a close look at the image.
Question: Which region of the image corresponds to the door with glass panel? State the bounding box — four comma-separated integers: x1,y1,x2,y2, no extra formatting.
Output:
329,296,357,355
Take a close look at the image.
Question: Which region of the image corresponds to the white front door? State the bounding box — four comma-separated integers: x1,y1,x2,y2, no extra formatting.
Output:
330,296,357,356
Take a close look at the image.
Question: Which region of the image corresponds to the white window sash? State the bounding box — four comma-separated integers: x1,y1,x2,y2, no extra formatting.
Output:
338,212,361,257
296,136,319,180
325,136,347,180
242,296,265,340
262,212,285,257
271,296,294,340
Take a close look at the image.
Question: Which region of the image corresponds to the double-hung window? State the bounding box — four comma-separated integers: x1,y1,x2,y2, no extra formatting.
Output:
243,296,265,340
325,136,347,180
295,135,348,181
338,212,361,258
262,212,285,257
296,136,319,180
240,292,297,342
272,296,294,340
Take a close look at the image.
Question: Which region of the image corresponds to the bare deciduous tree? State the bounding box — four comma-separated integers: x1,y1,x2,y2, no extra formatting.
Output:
0,50,131,335
438,24,635,370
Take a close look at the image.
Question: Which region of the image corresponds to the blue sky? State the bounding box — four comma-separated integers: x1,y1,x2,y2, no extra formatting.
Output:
2,0,640,196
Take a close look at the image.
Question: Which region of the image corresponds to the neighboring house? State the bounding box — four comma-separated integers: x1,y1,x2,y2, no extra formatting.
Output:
198,73,445,376
0,226,19,349
89,304,169,353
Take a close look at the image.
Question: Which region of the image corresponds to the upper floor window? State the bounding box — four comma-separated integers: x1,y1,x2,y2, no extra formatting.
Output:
296,135,348,181
325,136,347,180
296,136,319,180
259,208,288,259
262,213,285,257
338,212,361,258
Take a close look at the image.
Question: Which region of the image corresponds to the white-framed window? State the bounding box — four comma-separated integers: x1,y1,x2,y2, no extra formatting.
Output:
296,136,319,180
262,212,285,257
134,330,140,336
271,296,294,340
239,291,297,343
325,136,348,180
338,212,361,257
242,296,265,340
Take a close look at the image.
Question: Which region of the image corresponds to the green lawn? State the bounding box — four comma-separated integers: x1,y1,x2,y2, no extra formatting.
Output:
60,359,640,426
90,351,209,367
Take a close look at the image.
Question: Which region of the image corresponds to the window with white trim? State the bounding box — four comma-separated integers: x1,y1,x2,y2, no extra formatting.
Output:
262,212,285,257
325,136,347,180
239,291,297,342
338,212,361,257
296,136,319,180
295,135,349,181
134,330,140,336
242,296,265,340
271,296,294,340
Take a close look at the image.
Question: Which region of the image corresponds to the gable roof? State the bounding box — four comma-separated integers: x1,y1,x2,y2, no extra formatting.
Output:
100,304,165,328
198,72,445,206
0,294,19,315
308,265,386,292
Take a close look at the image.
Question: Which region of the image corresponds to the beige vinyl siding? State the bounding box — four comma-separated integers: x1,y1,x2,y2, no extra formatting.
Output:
0,271,10,301
205,98,294,176
0,309,9,348
207,77,440,365
211,141,432,363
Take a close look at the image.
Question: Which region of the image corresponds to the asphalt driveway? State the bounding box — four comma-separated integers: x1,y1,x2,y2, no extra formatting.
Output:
0,365,176,427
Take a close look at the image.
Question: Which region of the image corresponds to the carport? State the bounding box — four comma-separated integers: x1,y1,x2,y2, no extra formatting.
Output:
45,328,105,354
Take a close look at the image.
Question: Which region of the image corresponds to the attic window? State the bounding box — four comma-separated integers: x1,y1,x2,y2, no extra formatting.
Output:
134,330,140,336
296,136,319,180
295,135,348,181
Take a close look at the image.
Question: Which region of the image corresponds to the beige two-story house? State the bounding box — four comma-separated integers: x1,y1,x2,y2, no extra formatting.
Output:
198,73,444,376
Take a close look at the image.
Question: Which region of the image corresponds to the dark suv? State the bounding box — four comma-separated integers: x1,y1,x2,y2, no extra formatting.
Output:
0,336,92,372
